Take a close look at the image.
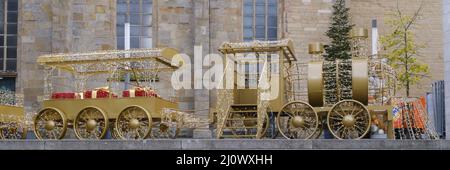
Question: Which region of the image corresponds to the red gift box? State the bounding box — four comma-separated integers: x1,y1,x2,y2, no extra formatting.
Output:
51,92,76,99
122,88,159,98
84,88,117,99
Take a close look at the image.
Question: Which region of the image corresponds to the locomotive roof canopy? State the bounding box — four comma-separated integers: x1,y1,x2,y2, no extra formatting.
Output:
36,48,180,75
218,39,297,62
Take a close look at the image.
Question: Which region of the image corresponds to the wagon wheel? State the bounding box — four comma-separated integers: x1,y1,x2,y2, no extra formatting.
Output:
327,100,371,139
0,123,3,139
34,108,67,140
115,106,152,139
74,107,109,140
0,122,27,139
110,121,120,139
228,112,269,138
277,101,319,139
311,121,323,139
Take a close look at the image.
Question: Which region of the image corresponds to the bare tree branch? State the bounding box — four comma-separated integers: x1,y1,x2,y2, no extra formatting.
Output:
405,0,424,30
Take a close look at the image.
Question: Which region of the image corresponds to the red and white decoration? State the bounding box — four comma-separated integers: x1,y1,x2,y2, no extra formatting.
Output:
122,87,159,98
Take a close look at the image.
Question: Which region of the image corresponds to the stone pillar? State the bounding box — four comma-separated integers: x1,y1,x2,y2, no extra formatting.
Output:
18,0,54,116
155,0,196,137
443,0,450,139
192,0,211,138
208,0,243,109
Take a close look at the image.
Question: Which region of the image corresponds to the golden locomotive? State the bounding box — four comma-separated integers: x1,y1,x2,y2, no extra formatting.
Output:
214,36,395,139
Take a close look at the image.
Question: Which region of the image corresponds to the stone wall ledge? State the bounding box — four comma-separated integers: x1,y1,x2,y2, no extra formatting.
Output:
0,139,449,150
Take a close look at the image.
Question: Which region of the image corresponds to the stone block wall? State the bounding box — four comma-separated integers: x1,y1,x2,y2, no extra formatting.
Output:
17,0,116,116
283,0,444,98
349,0,443,97
13,0,446,138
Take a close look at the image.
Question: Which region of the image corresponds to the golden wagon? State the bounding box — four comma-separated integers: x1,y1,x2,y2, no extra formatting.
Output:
34,48,181,140
0,105,27,139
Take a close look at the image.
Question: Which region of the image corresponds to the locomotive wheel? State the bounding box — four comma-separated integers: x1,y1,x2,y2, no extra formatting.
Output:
277,101,319,139
151,120,180,139
115,106,152,139
0,122,27,139
34,108,67,140
327,100,371,139
74,107,109,140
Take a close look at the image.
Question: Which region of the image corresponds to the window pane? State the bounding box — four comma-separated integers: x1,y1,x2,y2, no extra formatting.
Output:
141,26,152,37
117,3,128,13
0,77,16,91
7,0,18,11
130,0,140,4
244,16,253,27
255,5,265,15
255,0,265,5
117,14,126,24
7,47,16,58
0,23,3,35
130,14,141,25
7,12,18,23
0,1,4,20
130,26,140,36
268,16,277,27
143,4,152,14
142,14,152,26
6,59,16,71
244,4,253,16
117,37,124,49
255,16,265,26
7,36,16,46
0,48,3,57
0,59,3,70
130,37,140,48
244,0,253,5
255,27,265,39
117,25,125,36
0,36,3,46
268,5,277,16
268,27,277,39
141,37,152,48
244,28,253,38
7,24,17,34
244,37,253,42
130,3,140,12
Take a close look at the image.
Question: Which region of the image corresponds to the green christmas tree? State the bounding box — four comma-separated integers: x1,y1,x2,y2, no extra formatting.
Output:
324,0,354,61
323,0,354,104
